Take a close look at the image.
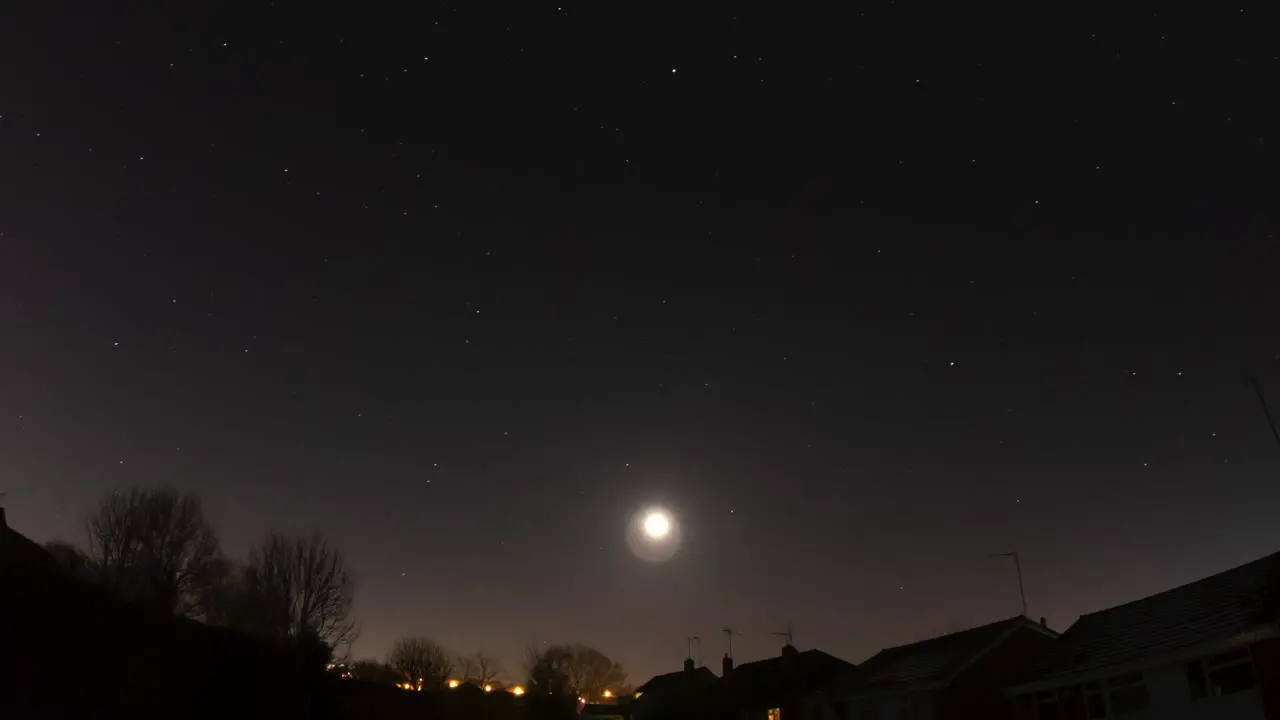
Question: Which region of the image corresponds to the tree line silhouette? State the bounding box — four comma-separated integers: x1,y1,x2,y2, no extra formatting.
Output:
44,485,629,716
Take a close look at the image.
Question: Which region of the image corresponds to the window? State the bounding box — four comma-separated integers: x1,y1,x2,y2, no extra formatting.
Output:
1187,648,1256,699
1106,672,1150,715
768,708,782,720
1057,673,1149,717
1034,690,1061,720
1084,681,1107,719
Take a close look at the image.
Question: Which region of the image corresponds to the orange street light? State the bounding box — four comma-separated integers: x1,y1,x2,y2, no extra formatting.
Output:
448,679,460,689
484,684,493,692
511,686,526,696
603,690,613,698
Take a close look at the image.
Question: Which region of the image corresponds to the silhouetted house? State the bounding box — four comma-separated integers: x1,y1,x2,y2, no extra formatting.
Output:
632,657,718,720
807,615,1057,720
0,505,57,570
710,645,855,720
1007,551,1280,720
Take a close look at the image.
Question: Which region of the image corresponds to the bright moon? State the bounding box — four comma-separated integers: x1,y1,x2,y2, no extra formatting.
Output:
627,504,681,562
643,511,671,539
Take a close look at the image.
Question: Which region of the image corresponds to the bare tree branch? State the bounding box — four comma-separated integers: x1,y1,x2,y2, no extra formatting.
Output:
456,651,502,686
456,653,479,684
474,651,502,687
389,637,455,689
230,530,357,659
525,644,626,703
84,486,223,617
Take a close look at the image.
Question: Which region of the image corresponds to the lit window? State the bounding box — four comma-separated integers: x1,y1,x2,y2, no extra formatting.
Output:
768,708,782,720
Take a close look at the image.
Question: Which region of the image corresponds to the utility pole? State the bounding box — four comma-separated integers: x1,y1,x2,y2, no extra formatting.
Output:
989,551,1028,616
1248,374,1280,454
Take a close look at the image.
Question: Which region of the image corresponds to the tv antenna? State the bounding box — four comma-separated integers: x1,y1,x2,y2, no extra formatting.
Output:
687,636,702,666
1248,374,1280,454
771,624,795,647
989,551,1028,616
722,626,739,658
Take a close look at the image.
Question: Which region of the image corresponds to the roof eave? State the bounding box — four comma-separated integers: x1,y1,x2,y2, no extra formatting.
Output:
1007,623,1280,696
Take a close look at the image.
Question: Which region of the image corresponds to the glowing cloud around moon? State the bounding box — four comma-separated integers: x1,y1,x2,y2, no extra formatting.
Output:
627,505,681,562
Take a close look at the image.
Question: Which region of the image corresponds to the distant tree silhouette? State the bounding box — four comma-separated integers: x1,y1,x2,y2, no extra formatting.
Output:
457,651,502,687
389,636,454,689
527,643,627,704
349,659,403,686
524,645,573,696
524,645,577,720
457,653,478,684
83,486,223,617
214,531,356,658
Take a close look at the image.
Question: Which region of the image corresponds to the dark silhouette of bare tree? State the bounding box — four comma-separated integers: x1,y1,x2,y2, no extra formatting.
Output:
84,486,223,617
457,651,502,686
389,637,454,689
219,530,357,660
473,651,502,687
525,643,627,703
349,659,404,686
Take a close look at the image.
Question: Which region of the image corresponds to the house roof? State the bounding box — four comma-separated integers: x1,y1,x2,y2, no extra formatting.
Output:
0,509,59,572
635,665,717,696
822,616,1052,698
716,648,854,709
1022,551,1280,684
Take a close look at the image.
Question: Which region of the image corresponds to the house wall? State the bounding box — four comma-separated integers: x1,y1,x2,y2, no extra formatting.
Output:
939,626,1058,720
813,692,935,720
1136,661,1262,720
1253,638,1280,720
1014,646,1274,720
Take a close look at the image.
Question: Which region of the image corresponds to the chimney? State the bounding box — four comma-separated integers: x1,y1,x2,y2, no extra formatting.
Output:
722,654,734,677
0,504,6,531
683,657,695,673
1039,617,1048,629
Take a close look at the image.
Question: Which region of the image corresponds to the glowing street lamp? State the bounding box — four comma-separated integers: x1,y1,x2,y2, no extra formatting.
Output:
484,684,493,693
448,679,460,689
603,690,613,698
511,686,526,696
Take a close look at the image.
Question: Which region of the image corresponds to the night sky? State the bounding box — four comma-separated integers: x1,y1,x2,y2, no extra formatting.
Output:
2,2,1279,683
